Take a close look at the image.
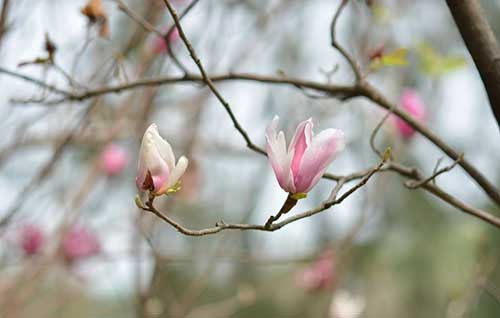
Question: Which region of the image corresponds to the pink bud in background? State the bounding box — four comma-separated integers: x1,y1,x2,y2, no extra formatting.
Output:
100,143,128,176
18,224,44,256
266,116,345,194
136,123,188,195
151,27,179,54
392,89,426,139
61,225,100,263
297,250,336,292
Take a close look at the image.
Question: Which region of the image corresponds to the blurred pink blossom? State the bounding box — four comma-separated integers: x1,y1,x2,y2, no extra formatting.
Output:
61,225,101,263
18,224,44,256
100,143,128,176
151,27,179,54
392,89,426,139
266,116,345,194
297,250,336,292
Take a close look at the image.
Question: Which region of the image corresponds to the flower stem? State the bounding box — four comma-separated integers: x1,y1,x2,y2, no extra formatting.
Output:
264,194,298,229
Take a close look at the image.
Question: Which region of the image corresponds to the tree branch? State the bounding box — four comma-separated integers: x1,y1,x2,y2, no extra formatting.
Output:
446,0,500,129
359,82,500,206
141,159,385,236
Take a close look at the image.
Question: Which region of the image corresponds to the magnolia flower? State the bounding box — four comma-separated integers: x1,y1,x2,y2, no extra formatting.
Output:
392,89,426,139
266,116,345,194
61,225,100,263
18,224,44,256
136,123,188,195
100,143,128,176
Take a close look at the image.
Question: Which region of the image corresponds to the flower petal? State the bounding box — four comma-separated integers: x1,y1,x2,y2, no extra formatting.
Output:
148,124,176,171
266,116,295,193
289,118,312,177
295,129,345,193
158,156,188,194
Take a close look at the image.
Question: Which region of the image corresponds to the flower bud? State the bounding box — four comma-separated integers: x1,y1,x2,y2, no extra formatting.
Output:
136,123,188,196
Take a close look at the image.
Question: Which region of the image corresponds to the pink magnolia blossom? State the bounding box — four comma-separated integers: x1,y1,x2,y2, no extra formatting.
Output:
100,143,128,176
136,123,188,195
297,250,336,292
151,27,179,54
266,116,345,194
18,224,44,256
61,225,100,263
392,89,426,139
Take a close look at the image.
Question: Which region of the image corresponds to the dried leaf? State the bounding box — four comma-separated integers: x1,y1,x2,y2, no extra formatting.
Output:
81,0,110,38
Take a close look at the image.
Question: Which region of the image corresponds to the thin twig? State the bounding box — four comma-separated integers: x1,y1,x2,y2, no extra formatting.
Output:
114,0,163,36
405,154,463,189
141,159,386,236
161,0,266,155
0,66,71,97
388,161,500,228
163,0,201,74
330,0,362,82
369,106,395,159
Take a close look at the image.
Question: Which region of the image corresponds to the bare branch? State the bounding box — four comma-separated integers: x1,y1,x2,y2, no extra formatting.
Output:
141,159,386,236
0,0,10,47
330,0,362,82
359,82,500,206
163,0,201,74
446,0,500,129
405,154,463,189
388,162,500,229
161,0,265,155
114,0,162,36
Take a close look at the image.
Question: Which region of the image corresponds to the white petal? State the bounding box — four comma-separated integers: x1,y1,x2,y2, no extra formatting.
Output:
265,116,295,193
149,124,175,171
164,156,189,192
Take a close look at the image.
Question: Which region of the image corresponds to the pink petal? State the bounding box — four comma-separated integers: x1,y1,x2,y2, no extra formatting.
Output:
289,119,312,178
294,129,345,193
393,89,426,139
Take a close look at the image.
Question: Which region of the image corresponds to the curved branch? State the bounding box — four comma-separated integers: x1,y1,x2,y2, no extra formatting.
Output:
330,0,362,82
